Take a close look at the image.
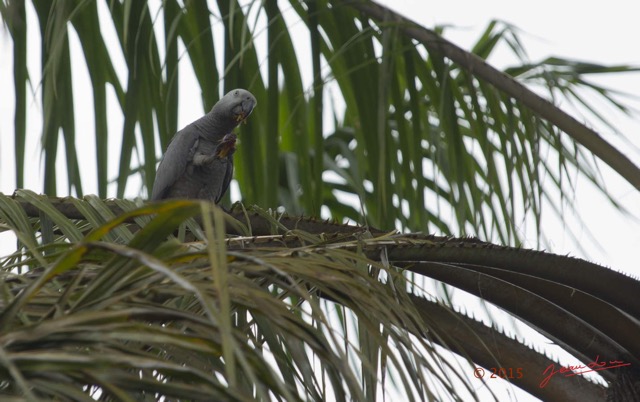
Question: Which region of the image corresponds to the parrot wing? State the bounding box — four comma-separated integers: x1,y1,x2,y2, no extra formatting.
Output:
212,133,236,204
150,129,199,200
215,157,234,204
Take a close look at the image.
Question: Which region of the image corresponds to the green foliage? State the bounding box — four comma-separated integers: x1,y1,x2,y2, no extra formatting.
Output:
2,1,638,246
2,1,640,400
2,192,637,401
0,193,459,401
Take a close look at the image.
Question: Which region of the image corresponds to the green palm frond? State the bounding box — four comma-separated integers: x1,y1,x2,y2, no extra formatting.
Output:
2,1,640,400
0,194,458,401
2,1,638,246
1,193,638,400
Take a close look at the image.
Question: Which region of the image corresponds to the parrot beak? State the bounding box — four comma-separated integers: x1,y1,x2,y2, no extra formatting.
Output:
233,109,251,125
232,97,256,125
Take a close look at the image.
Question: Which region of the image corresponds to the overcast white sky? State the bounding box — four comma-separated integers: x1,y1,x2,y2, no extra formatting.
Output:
386,0,640,272
1,1,639,400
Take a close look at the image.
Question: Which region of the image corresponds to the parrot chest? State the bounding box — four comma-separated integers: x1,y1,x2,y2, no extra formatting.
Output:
173,137,233,201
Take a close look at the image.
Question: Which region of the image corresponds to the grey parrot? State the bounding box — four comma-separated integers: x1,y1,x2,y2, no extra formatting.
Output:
150,89,257,203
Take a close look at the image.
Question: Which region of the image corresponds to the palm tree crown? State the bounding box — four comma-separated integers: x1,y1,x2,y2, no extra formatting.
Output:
1,1,639,400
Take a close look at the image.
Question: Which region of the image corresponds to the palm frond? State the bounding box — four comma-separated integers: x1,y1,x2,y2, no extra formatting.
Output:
1,194,638,400
2,1,640,400
2,1,638,246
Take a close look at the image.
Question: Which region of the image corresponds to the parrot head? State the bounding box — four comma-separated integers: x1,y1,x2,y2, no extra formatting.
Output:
221,89,257,125
208,88,257,135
